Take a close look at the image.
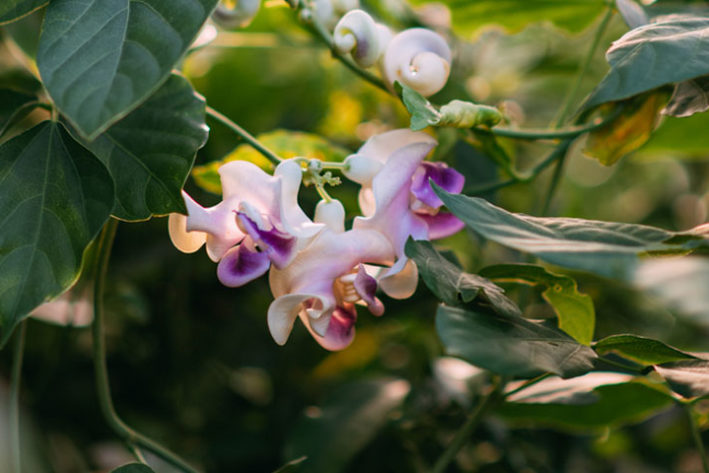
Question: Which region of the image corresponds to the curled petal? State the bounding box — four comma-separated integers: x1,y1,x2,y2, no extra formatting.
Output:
379,258,419,299
219,160,281,217
217,240,270,287
275,160,325,239
410,162,465,209
314,199,346,233
354,265,384,316
357,128,436,166
315,305,357,351
237,212,296,268
182,191,244,262
334,10,384,68
168,212,206,254
212,0,261,29
418,212,465,240
382,28,451,97
313,0,337,29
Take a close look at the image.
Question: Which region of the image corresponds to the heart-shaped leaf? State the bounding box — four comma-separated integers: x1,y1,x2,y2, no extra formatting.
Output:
37,0,217,139
0,121,114,346
434,188,709,279
479,264,595,345
583,16,709,110
78,74,208,221
436,305,597,378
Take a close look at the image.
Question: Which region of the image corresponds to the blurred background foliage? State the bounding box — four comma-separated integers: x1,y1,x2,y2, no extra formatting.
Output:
1,0,709,471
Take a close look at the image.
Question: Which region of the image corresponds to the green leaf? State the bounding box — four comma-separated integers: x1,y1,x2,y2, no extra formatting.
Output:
583,16,709,111
284,378,410,473
498,381,674,430
0,0,46,24
641,112,709,157
654,360,709,399
78,74,208,221
664,75,709,117
37,0,218,139
634,257,709,324
479,264,595,345
506,372,634,405
192,130,350,195
110,464,156,473
0,89,36,137
405,239,521,317
436,305,597,378
0,121,114,347
412,0,607,35
434,188,709,279
273,456,308,473
583,92,669,166
594,334,698,365
397,82,440,131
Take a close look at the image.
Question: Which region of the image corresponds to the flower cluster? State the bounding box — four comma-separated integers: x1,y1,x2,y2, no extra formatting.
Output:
170,130,465,350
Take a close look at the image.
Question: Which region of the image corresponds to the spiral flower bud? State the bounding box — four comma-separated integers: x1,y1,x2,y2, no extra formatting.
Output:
334,10,386,68
382,28,451,97
212,0,261,29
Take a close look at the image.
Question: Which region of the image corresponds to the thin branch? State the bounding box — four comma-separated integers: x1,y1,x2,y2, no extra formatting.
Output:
10,320,27,473
91,219,201,473
205,106,282,165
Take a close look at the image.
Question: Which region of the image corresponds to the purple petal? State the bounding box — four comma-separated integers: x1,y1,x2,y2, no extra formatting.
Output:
236,212,296,269
354,265,384,316
410,162,465,209
319,304,358,351
419,212,465,240
217,241,270,287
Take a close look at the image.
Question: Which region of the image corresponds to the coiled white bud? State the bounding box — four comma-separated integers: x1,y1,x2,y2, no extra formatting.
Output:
343,153,383,185
382,28,451,97
334,10,386,68
212,0,261,29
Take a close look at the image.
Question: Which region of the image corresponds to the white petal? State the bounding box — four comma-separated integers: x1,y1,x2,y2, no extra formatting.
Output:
168,213,206,254
379,258,419,299
358,128,436,165
275,160,325,238
267,294,315,345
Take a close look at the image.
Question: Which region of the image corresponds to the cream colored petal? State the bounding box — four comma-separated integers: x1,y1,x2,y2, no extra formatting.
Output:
268,294,314,346
379,258,419,299
168,213,206,254
358,128,436,165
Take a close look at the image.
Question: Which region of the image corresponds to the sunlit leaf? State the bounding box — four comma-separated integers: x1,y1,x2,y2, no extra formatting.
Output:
0,0,46,24
479,264,595,345
505,372,635,404
584,92,669,166
664,75,709,117
398,82,440,131
654,360,709,399
192,130,350,195
37,0,218,139
110,464,155,473
414,0,607,35
434,188,709,279
78,74,208,221
405,239,521,317
584,16,709,110
285,378,410,473
498,381,674,430
436,305,597,378
0,121,114,347
594,334,698,365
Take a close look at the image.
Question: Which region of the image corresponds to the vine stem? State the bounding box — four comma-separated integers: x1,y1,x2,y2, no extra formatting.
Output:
685,403,709,473
205,106,282,165
431,379,504,473
92,219,200,473
10,320,27,473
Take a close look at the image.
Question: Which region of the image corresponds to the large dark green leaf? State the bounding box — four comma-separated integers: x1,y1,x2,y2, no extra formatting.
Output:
479,264,595,345
79,74,208,221
654,360,709,399
434,188,709,279
284,378,410,473
0,122,114,346
412,0,606,35
0,0,46,24
110,464,155,473
436,305,597,378
404,239,521,317
37,0,218,139
594,334,698,365
0,89,36,137
584,17,709,110
498,381,673,430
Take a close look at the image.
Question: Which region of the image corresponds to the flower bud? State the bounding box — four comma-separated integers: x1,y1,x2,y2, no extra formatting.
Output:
314,199,346,233
343,153,383,185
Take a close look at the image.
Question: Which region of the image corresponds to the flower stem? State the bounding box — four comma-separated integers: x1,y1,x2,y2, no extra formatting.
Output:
205,106,282,166
10,320,27,473
92,219,200,473
431,379,504,473
685,403,709,473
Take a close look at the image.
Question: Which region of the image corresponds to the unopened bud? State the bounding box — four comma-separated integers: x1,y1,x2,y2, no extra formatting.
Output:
439,100,502,128
343,153,383,185
314,199,346,233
